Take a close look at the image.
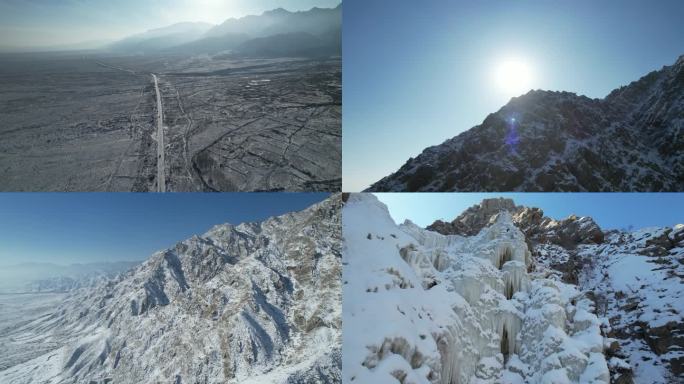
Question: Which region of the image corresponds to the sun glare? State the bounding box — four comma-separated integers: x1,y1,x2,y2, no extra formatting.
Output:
492,58,535,97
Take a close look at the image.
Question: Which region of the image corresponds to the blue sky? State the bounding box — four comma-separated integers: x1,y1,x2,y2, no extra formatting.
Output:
375,193,684,230
0,0,340,48
343,0,684,191
0,193,328,266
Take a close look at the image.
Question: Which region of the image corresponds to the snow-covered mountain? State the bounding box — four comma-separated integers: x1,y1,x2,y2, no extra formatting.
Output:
343,194,684,383
108,5,341,57
0,195,342,384
366,55,684,192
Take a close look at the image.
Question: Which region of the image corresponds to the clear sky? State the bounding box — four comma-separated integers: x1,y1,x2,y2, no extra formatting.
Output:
0,0,340,48
343,0,684,191
375,193,684,231
0,193,328,266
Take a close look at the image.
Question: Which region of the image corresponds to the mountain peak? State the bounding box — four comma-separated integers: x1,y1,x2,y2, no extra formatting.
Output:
263,7,291,16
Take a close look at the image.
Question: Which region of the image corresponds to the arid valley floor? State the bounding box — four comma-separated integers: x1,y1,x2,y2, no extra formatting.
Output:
0,52,341,191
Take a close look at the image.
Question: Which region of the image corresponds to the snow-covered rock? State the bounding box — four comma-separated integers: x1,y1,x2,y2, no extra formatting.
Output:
343,194,608,383
0,195,342,384
576,230,684,382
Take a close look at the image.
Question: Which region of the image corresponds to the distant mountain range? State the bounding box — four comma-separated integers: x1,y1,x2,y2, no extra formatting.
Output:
107,22,214,52
107,5,341,58
367,54,684,192
344,195,684,382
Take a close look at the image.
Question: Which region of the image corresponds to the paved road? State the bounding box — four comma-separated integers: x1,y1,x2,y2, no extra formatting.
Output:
152,74,166,192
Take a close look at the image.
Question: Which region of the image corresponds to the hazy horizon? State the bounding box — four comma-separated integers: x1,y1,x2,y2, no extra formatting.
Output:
0,259,144,268
343,0,684,191
0,0,340,50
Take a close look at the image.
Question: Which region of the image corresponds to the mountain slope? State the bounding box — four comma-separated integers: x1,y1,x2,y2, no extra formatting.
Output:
0,195,342,384
235,32,338,58
367,55,684,192
168,33,250,54
206,5,341,40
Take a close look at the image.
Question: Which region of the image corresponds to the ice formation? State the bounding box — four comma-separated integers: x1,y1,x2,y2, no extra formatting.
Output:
343,194,609,383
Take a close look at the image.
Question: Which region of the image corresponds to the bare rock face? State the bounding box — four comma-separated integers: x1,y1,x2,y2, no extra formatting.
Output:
367,55,684,192
527,214,604,248
427,198,519,236
0,195,342,384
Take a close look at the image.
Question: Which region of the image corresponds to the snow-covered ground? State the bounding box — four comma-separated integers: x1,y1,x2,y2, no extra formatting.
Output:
0,293,67,372
576,227,684,383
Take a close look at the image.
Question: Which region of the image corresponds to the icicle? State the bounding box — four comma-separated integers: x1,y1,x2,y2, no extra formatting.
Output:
499,247,512,269
502,261,529,299
430,250,448,272
501,326,510,363
497,311,523,358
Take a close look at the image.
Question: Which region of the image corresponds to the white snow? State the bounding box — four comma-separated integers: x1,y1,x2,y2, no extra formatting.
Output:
576,227,684,383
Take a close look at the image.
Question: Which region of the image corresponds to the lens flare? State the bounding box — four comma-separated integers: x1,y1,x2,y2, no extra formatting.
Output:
505,116,520,154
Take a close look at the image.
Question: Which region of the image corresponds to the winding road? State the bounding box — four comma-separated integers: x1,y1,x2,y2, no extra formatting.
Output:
152,74,166,192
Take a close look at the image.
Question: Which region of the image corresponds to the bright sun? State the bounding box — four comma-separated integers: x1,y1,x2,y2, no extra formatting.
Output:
493,58,535,97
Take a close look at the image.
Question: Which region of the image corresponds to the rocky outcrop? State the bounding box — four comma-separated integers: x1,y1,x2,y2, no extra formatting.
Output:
367,55,684,192
427,198,604,249
427,197,519,236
